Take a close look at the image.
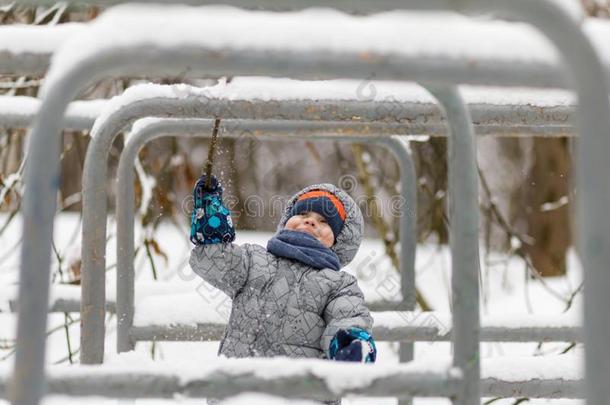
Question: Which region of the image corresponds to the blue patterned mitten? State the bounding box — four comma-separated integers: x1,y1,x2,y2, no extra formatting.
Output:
190,174,235,245
329,327,377,363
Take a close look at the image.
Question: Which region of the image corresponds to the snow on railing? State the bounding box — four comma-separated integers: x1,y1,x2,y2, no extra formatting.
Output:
0,96,106,130
0,23,84,75
0,352,584,399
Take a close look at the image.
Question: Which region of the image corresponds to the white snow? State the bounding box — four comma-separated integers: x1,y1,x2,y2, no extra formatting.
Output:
540,195,570,212
134,157,157,219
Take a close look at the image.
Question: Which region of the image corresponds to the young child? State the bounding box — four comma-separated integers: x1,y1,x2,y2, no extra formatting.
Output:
189,175,376,403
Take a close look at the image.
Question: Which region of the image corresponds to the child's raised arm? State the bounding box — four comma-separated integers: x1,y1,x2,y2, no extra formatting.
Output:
188,175,248,299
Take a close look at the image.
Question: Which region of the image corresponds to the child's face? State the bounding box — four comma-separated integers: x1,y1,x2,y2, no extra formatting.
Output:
284,211,334,248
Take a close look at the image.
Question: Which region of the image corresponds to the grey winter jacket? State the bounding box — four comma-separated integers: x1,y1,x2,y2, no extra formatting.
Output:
189,183,373,361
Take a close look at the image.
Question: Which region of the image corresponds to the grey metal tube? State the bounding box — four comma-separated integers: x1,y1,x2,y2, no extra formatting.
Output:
129,322,582,343
82,93,445,365
374,136,417,405
424,85,480,405
14,1,608,404
0,99,102,131
6,299,115,314
114,117,417,353
375,135,418,312
2,364,462,400
0,52,54,76
464,2,610,404
0,95,577,136
0,95,580,138
0,361,583,399
383,136,417,405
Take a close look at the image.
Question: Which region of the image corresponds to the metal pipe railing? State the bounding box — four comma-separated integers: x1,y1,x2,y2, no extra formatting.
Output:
106,88,474,403
113,103,476,405
424,85,480,405
0,92,578,136
81,88,442,365
129,318,582,343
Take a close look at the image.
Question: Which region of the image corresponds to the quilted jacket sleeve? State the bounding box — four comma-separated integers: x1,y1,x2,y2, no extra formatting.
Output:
320,272,374,358
189,243,251,299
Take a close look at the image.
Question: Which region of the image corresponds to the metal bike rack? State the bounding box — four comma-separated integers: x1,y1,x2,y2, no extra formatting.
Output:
80,85,425,405
106,86,478,402
80,80,477,403
11,2,610,405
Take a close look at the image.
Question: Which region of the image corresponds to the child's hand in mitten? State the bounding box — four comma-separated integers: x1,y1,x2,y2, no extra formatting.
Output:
190,174,235,245
330,328,377,363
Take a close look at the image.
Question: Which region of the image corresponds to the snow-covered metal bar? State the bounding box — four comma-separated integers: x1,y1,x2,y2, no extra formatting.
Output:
13,2,610,405
424,85,480,405
5,298,114,314
0,23,84,76
130,320,582,343
0,355,584,399
374,135,417,385
0,88,579,136
0,358,462,400
3,1,608,89
0,97,105,130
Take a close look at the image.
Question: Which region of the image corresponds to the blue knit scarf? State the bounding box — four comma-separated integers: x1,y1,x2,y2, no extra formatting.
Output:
267,229,341,271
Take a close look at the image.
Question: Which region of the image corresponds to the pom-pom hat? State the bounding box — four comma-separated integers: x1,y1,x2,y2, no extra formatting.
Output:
289,190,347,241
278,183,364,268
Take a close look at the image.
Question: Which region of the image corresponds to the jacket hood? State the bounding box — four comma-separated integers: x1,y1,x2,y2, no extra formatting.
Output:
277,183,363,268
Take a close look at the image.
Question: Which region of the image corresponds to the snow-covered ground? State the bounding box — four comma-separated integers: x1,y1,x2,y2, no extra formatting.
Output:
0,213,584,404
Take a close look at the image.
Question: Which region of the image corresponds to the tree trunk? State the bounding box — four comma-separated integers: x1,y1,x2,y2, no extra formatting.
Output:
523,138,571,277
